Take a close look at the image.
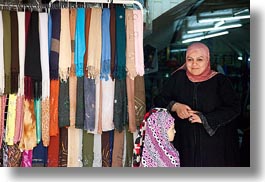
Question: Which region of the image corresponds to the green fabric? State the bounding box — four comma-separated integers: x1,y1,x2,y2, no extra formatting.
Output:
82,130,94,167
59,80,70,127
2,11,11,94
34,98,42,144
124,124,133,167
75,77,84,129
115,6,126,80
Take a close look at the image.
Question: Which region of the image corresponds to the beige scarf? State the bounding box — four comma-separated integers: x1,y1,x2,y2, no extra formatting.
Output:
59,9,71,82
125,9,137,80
87,8,102,79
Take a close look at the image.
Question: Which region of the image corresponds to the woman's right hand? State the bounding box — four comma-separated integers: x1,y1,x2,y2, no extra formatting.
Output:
171,102,192,119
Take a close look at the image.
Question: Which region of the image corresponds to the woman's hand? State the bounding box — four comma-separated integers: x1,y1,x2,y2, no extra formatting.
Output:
187,110,202,124
171,102,192,119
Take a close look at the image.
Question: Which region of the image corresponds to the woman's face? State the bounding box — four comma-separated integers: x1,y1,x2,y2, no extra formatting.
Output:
186,49,208,76
167,124,176,142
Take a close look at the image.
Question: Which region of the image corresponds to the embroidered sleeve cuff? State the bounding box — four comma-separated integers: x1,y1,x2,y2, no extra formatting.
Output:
197,112,216,136
167,101,176,111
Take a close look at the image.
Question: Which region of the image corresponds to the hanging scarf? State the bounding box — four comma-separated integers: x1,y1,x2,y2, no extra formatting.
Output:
34,95,42,144
10,11,19,93
133,108,180,167
49,9,61,80
114,6,126,80
100,8,111,81
5,94,17,145
109,130,114,166
113,79,127,132
69,8,77,127
7,144,22,167
39,12,50,147
32,141,48,167
125,9,137,79
111,129,124,167
87,7,102,79
133,10,144,76
110,5,116,80
75,77,84,129
49,80,59,136
126,76,136,133
101,79,115,131
67,127,83,167
92,134,102,167
134,76,146,127
0,95,7,148
84,78,96,131
97,80,103,134
14,12,26,145
14,95,24,144
84,8,91,78
47,135,59,167
82,131,94,167
74,8,86,77
175,42,218,82
19,99,37,150
0,11,4,95
2,10,11,94
124,124,134,167
58,80,70,127
101,131,111,167
24,11,42,81
21,150,33,167
58,127,68,167
59,9,71,82
24,11,42,100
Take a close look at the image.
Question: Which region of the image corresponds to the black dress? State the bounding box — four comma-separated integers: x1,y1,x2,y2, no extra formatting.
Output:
154,70,241,167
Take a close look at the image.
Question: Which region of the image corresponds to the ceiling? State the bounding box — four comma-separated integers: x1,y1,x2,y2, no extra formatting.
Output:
144,0,250,57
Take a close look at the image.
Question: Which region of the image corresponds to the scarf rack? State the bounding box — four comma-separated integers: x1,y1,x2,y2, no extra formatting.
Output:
49,0,143,12
0,0,143,13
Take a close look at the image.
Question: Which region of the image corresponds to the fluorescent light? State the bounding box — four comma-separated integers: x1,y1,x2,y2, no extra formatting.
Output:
198,15,250,23
238,56,243,60
187,24,242,34
214,20,225,27
170,48,187,53
182,31,229,44
234,9,249,16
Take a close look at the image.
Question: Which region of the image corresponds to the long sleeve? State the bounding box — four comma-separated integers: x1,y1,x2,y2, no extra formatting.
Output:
199,76,241,136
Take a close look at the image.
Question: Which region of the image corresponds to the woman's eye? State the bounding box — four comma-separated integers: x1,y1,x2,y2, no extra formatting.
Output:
197,58,203,61
187,58,192,61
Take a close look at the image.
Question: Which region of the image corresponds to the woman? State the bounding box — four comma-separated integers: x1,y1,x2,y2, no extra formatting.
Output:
154,42,241,167
133,108,180,167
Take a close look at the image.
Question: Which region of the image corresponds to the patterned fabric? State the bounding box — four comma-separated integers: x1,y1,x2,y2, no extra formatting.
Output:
133,108,180,167
21,150,33,167
7,144,22,167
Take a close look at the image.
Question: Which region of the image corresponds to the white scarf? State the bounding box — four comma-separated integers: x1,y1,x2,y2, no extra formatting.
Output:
39,12,50,99
101,77,115,131
17,12,25,96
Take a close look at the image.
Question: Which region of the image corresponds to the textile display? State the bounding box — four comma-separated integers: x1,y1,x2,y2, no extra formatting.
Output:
0,5,145,168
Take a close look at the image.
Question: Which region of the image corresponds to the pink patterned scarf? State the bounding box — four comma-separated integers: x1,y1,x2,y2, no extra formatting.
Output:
133,108,180,167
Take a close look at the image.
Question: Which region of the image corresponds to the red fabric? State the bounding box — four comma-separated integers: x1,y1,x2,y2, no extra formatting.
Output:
47,135,60,167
